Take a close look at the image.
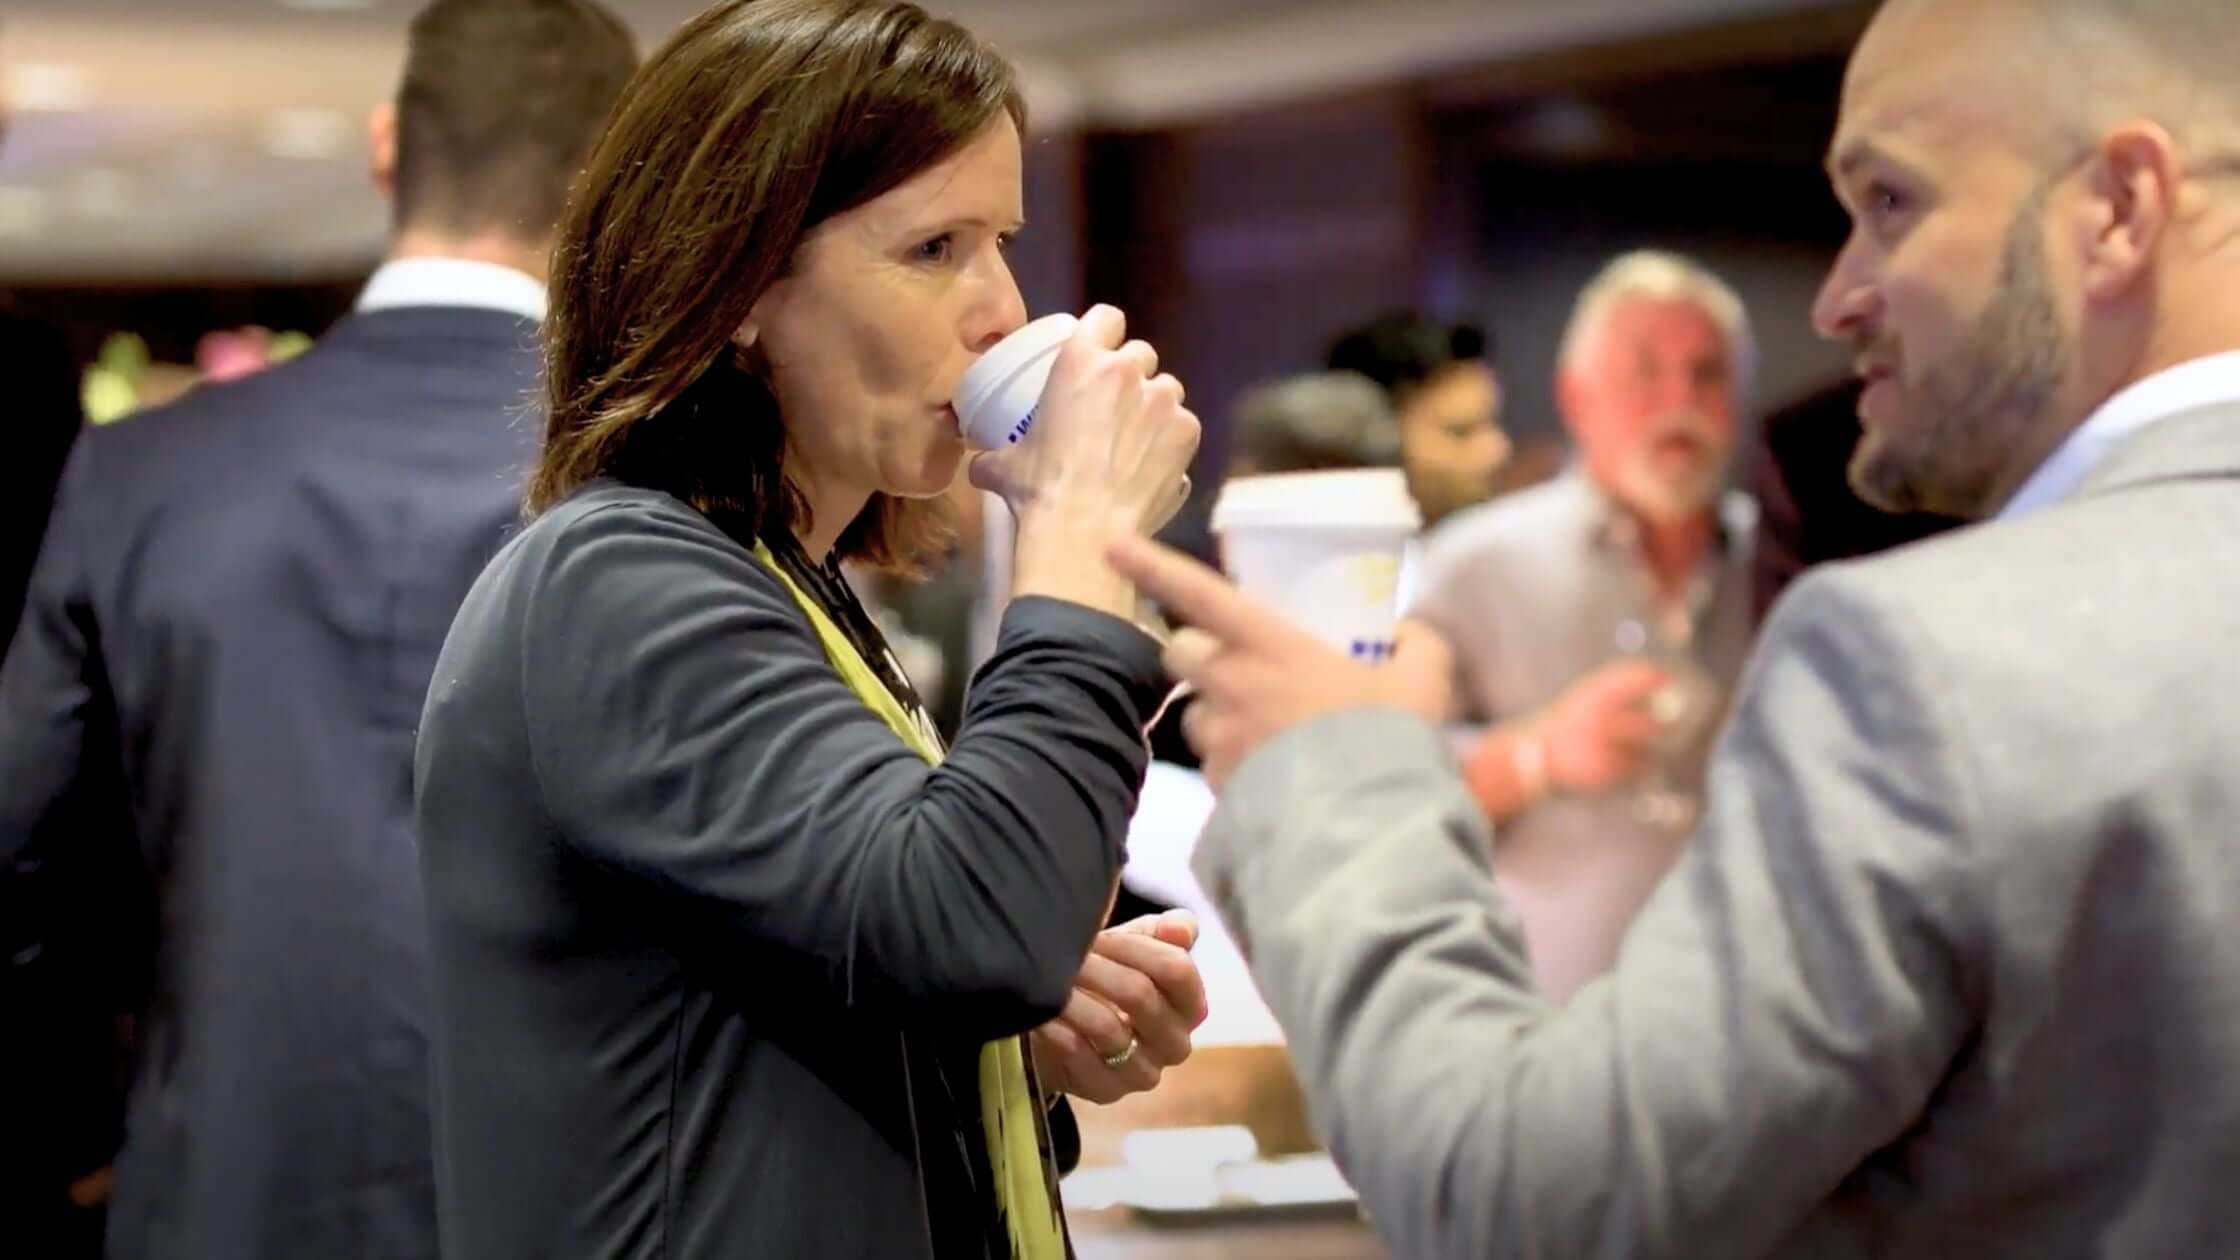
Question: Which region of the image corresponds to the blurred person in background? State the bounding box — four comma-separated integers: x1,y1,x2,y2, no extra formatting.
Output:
1745,375,1961,624
1407,249,1757,1000
0,3,637,1258
1122,0,2240,1252
412,2,1205,1256
1326,312,1509,527
1225,369,1405,478
1488,428,1572,498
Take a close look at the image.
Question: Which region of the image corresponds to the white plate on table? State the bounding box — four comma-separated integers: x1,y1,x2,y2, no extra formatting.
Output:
1065,1152,1360,1223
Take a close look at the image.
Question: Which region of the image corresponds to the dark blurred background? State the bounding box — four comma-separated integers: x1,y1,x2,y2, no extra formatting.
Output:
4,0,1872,556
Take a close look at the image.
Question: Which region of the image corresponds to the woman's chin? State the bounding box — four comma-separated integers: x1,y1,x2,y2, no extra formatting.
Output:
887,446,968,499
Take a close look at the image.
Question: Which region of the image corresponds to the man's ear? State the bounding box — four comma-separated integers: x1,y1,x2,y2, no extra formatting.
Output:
367,102,399,205
2081,120,2179,302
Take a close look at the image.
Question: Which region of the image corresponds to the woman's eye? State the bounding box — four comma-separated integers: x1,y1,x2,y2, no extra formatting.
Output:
996,230,1019,252
914,234,953,264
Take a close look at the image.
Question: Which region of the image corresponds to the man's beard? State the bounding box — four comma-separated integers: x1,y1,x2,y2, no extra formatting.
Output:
1621,423,1729,523
1849,185,2067,520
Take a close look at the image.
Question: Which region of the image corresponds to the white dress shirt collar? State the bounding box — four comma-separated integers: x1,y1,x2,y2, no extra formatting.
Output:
2000,350,2240,519
354,257,547,322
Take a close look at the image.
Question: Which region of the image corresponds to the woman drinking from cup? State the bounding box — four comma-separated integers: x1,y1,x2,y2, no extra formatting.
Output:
411,2,1204,1256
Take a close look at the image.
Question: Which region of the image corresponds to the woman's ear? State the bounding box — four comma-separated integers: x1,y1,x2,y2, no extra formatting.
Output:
738,275,788,353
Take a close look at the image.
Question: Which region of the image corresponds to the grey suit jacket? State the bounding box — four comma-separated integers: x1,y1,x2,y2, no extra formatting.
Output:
1195,402,2240,1258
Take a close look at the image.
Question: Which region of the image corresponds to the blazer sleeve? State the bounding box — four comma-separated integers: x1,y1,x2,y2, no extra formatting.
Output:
520,499,1172,1035
1193,567,1985,1259
0,438,109,870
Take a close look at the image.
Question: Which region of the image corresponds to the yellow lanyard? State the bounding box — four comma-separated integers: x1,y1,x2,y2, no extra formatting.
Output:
750,542,1066,1260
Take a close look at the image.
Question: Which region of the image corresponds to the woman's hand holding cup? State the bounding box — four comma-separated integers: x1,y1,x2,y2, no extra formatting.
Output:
968,305,1200,619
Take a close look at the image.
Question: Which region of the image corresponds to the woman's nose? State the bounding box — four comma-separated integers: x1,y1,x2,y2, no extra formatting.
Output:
967,259,1028,354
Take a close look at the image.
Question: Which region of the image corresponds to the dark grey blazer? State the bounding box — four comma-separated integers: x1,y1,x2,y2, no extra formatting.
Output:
0,305,544,1260
413,485,1169,1259
1198,403,2240,1258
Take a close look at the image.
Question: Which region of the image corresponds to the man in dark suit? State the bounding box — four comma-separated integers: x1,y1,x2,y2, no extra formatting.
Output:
0,3,637,1257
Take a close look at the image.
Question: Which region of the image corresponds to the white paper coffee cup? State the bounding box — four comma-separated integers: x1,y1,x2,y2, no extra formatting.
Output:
955,312,1078,451
1210,469,1422,661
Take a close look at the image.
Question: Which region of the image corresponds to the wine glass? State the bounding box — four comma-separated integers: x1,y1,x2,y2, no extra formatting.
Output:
1613,617,1719,830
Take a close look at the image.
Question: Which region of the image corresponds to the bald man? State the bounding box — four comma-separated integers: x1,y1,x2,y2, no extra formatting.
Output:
1119,1,2240,1255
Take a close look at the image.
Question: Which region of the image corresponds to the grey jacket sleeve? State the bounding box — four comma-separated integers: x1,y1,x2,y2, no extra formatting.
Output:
522,498,1171,1034
1193,569,1985,1259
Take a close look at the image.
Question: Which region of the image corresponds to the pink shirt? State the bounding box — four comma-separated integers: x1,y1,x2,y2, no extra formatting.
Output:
1410,469,1757,1000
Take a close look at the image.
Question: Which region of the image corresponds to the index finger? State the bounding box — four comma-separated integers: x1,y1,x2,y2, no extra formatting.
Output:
1106,536,1301,655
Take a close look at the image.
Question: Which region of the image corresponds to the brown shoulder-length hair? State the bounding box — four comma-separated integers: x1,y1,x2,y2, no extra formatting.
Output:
528,0,1026,572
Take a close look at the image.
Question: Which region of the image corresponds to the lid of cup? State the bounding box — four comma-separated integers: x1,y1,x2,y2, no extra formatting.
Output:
1210,468,1423,534
956,312,1077,416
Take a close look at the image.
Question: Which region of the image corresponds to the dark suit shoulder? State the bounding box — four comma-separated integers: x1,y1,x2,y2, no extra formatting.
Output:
67,311,539,510
67,330,331,452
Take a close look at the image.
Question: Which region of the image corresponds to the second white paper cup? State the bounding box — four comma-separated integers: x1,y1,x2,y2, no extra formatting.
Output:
1210,469,1422,661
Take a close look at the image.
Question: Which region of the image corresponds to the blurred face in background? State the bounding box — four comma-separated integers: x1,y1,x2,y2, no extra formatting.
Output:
1560,296,1738,524
1398,359,1510,526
